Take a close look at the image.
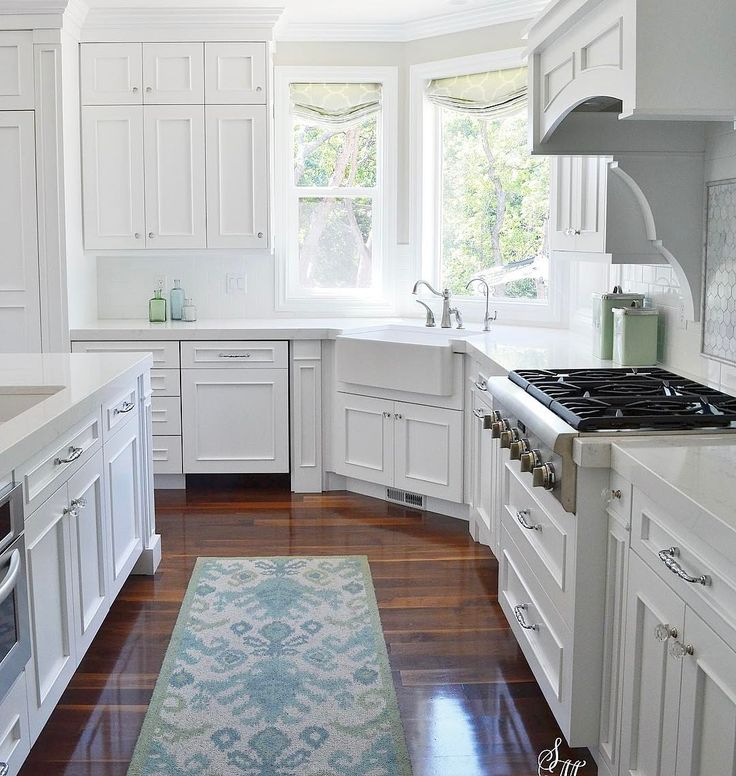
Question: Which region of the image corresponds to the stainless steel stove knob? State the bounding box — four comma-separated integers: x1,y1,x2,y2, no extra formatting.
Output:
519,449,541,473
509,438,530,460
499,428,520,449
490,419,510,439
532,462,556,490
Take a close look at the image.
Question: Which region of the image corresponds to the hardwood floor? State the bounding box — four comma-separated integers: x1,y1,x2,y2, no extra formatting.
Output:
20,482,596,775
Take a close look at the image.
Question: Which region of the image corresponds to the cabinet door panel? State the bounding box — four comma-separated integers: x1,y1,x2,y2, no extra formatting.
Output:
0,111,41,351
67,452,110,657
82,106,145,249
144,105,206,248
394,402,463,502
575,156,606,252
0,31,34,109
206,105,268,249
675,608,736,776
620,552,683,776
182,368,289,474
143,43,203,104
81,43,142,105
204,42,267,104
332,393,393,486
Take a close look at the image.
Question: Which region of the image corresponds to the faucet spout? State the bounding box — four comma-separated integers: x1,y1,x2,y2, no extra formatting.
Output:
412,279,452,327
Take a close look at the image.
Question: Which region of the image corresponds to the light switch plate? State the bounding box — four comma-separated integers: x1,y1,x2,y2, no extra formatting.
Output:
226,273,247,294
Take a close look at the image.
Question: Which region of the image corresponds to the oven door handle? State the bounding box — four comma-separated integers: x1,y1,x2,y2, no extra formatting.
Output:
0,550,20,606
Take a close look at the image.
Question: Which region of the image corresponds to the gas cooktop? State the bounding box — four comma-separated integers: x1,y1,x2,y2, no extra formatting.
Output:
509,368,736,431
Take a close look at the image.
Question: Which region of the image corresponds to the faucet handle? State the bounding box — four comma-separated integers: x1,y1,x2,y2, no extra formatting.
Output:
416,299,436,327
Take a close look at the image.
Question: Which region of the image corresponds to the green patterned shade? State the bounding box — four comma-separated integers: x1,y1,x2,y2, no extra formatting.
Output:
290,82,382,126
426,66,527,118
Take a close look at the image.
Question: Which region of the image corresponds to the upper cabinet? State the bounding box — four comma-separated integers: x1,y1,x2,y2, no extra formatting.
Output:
81,43,143,105
142,43,204,105
527,0,736,153
0,31,34,109
204,43,267,104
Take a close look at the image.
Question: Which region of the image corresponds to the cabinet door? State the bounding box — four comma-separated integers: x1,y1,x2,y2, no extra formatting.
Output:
25,484,76,739
549,155,576,251
0,31,34,109
182,368,289,474
675,608,736,776
394,402,463,503
619,552,684,776
332,393,393,486
469,395,494,543
144,105,206,248
82,106,145,249
205,105,268,249
104,419,143,597
204,43,267,104
80,43,142,105
0,111,41,351
573,156,607,253
67,452,110,658
142,43,204,104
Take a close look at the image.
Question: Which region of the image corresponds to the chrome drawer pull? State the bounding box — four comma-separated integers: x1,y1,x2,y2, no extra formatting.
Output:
472,408,488,419
474,378,487,391
658,547,711,586
218,353,252,358
54,446,83,466
513,603,538,631
516,509,541,531
114,400,135,415
0,761,8,776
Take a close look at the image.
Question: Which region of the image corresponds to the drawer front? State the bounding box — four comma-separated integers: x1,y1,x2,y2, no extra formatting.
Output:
151,396,181,436
0,671,30,774
103,384,139,439
17,412,102,517
72,340,180,369
503,462,574,622
632,489,736,630
607,471,633,526
152,436,183,474
181,341,288,369
151,368,180,397
499,526,568,704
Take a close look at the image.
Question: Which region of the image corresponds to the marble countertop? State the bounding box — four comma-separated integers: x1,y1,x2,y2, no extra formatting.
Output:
0,352,151,475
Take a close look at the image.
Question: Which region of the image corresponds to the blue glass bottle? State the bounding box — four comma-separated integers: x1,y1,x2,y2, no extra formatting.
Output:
170,279,185,321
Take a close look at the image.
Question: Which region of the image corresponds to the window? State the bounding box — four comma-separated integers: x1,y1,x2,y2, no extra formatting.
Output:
275,68,397,312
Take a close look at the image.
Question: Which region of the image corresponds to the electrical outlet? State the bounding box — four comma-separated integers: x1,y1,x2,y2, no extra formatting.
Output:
226,273,247,294
154,275,167,293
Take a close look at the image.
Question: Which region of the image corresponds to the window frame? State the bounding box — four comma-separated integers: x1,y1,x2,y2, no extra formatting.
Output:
274,66,398,314
409,50,569,327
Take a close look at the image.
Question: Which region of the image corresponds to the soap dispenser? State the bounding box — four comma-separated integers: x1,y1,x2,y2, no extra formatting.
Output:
149,289,167,323
170,279,184,320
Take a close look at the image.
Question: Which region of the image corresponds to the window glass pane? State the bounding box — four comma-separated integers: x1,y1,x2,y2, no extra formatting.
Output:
440,108,550,301
297,197,374,289
294,117,377,188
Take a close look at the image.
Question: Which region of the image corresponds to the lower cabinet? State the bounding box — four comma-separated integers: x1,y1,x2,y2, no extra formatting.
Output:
468,386,497,550
332,392,463,503
0,673,30,776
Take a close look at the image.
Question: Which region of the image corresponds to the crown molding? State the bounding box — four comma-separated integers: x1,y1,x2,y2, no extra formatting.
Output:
276,0,547,42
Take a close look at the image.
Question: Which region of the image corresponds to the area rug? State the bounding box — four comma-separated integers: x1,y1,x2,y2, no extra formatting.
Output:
128,556,412,776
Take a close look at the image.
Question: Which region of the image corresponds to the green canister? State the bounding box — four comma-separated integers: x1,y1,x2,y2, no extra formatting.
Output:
612,307,659,366
592,290,645,359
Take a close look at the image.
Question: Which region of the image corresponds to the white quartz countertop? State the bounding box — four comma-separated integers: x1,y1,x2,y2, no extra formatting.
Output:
0,352,151,474
71,318,614,374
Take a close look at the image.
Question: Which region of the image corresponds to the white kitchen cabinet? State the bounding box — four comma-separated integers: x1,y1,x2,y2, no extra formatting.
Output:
0,31,34,109
468,386,496,549
24,484,77,740
181,368,289,474
205,105,268,249
204,43,267,104
144,105,206,249
67,453,110,658
142,43,204,105
0,673,31,776
82,106,145,249
103,417,143,597
81,43,142,105
0,111,41,352
619,552,684,776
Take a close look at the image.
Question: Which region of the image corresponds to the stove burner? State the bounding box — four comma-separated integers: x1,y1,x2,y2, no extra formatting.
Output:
509,368,736,431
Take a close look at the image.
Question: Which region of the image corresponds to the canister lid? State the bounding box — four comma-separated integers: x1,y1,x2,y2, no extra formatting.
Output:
593,292,646,301
611,306,659,316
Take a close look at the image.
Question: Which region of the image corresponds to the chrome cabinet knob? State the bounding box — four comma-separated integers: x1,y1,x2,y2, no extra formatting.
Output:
509,438,530,460
519,449,542,473
146,86,152,92
258,232,264,238
655,623,678,642
148,232,155,239
134,232,141,239
499,428,520,449
132,86,139,93
532,462,556,490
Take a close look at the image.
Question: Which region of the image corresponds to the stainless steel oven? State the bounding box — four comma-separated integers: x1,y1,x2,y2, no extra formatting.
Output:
0,484,30,701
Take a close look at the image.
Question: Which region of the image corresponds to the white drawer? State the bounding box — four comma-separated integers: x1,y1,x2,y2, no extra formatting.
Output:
181,341,288,369
72,340,180,369
17,412,102,517
152,396,181,436
151,368,180,397
0,671,30,776
502,462,575,624
102,383,139,439
499,526,569,705
152,436,183,474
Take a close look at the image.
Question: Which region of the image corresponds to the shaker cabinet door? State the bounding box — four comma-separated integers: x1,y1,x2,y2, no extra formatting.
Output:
142,43,204,104
0,31,34,109
81,43,142,105
204,43,267,104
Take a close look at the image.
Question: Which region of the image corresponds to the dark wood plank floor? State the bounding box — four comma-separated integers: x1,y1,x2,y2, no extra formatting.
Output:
20,481,596,775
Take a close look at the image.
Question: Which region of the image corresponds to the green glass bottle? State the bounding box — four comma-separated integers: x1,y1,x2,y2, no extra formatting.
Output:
149,289,167,323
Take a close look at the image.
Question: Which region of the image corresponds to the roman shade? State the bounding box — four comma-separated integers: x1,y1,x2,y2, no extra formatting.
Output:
290,82,382,126
426,66,527,118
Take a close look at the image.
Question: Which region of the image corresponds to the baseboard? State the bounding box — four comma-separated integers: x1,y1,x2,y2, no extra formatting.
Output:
154,474,186,490
132,534,162,575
